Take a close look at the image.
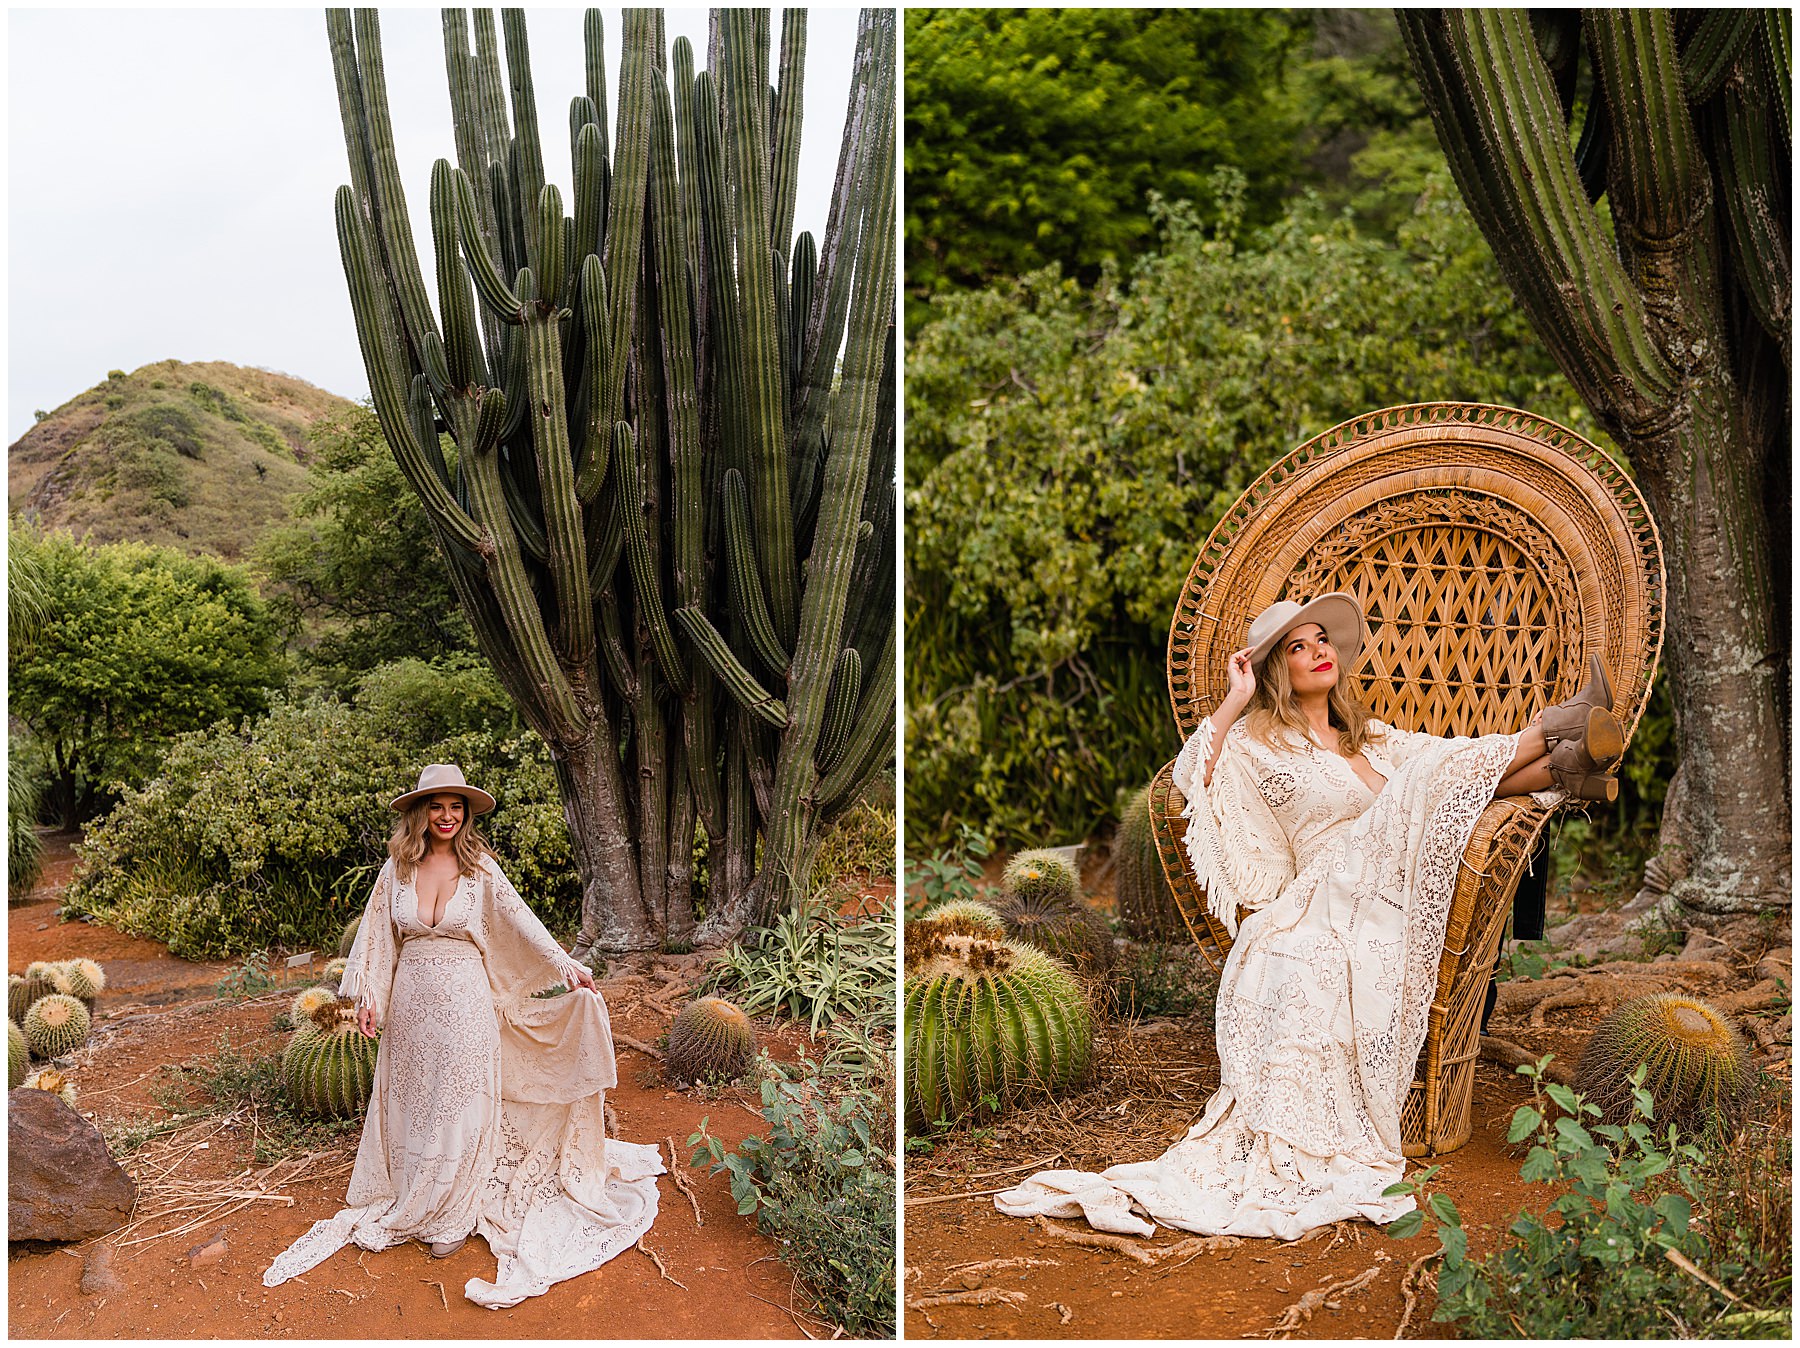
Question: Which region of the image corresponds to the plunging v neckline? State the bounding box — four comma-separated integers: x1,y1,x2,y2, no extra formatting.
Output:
414,870,462,930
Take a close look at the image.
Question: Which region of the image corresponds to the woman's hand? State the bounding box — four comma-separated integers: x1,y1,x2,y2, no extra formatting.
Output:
568,962,599,994
1222,646,1257,712
356,1003,379,1039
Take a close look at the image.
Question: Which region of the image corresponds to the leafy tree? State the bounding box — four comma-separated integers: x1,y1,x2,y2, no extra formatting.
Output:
8,533,286,824
1400,10,1790,918
906,171,1628,847
905,8,1306,320
256,406,475,691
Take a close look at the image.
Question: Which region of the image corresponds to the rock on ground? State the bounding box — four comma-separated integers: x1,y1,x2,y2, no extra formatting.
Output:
8,1087,136,1242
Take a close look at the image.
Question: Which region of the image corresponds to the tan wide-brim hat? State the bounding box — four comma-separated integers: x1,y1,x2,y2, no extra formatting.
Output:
1246,592,1366,672
389,763,496,815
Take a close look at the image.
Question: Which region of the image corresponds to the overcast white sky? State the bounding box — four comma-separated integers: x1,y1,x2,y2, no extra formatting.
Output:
6,7,864,444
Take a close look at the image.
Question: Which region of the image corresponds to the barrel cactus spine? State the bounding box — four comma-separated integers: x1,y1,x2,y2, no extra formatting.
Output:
666,996,757,1084
1001,850,1082,908
920,898,1006,938
8,1018,27,1087
903,920,1093,1127
12,964,59,1022
57,958,106,1009
994,890,1114,981
322,957,349,986
1115,784,1182,940
1574,992,1756,1140
327,8,897,954
291,986,340,1024
22,993,91,1060
281,997,380,1118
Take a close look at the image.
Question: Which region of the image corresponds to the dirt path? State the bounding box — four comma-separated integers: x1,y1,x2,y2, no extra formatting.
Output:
8,833,845,1339
902,1014,1590,1340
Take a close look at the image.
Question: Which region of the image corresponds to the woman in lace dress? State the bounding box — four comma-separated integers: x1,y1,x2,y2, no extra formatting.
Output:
996,594,1621,1240
264,764,662,1307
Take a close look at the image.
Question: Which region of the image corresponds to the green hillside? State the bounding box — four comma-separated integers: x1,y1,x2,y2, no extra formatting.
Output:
10,360,355,560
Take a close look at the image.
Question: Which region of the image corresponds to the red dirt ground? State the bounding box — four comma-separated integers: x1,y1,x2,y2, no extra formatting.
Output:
904,839,1788,1339
8,833,876,1339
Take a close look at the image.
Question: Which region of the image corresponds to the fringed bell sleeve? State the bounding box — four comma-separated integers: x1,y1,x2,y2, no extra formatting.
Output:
471,855,619,1106
337,860,400,1025
1170,719,1296,939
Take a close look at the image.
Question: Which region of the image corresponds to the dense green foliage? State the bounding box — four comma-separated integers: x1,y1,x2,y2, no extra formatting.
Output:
63,670,577,959
905,10,1448,324
9,532,286,825
1391,1059,1789,1338
906,9,1305,314
906,174,1614,848
691,1075,896,1337
256,407,477,692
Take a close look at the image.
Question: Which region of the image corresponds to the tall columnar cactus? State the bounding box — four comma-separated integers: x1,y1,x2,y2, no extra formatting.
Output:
1574,992,1756,1139
1401,11,1789,917
903,918,1092,1127
282,997,380,1117
1115,784,1182,940
22,993,90,1060
327,8,897,953
337,915,361,959
665,995,756,1083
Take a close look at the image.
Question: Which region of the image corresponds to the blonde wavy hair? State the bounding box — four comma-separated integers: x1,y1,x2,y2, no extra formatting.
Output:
388,794,490,882
1243,627,1380,756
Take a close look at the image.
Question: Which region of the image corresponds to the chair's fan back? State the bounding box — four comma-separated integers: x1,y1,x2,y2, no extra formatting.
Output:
1168,404,1664,744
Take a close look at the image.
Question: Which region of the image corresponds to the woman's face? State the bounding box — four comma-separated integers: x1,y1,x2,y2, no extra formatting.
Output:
1282,623,1341,698
426,793,466,844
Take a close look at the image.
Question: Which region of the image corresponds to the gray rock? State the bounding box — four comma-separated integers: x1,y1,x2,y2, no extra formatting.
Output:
8,1088,136,1242
80,1243,124,1295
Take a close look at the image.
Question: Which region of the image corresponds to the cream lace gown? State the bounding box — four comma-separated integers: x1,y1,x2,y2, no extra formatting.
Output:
263,855,662,1307
995,717,1518,1240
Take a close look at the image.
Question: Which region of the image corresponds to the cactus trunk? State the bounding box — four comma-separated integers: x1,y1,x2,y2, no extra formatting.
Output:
327,8,896,952
1401,9,1789,918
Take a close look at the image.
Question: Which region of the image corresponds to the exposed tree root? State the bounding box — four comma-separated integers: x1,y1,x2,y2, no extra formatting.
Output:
667,1136,704,1226
944,1256,1060,1277
905,1288,1026,1311
1481,1035,1575,1084
1031,1215,1240,1266
635,1238,686,1289
1394,1251,1435,1339
1262,1261,1384,1338
1492,959,1736,1026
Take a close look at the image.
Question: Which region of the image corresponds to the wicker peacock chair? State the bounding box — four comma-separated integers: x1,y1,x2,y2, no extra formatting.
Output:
1147,402,1664,1157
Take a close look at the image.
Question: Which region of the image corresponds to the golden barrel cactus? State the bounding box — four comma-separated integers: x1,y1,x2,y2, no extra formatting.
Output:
1574,992,1756,1140
666,997,757,1084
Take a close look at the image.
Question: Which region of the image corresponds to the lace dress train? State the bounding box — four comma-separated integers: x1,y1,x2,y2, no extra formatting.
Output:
995,719,1518,1240
263,856,661,1307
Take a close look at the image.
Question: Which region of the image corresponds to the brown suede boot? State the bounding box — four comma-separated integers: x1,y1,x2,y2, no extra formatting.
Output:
1541,653,1623,771
1548,738,1620,803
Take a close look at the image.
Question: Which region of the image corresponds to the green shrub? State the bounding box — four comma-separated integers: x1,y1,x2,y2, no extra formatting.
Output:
65,689,580,958
690,1074,895,1337
8,750,45,895
9,531,285,825
1388,1057,1786,1338
902,823,993,919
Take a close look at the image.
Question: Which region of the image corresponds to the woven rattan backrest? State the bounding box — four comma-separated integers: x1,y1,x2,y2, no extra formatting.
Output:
1168,404,1664,740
